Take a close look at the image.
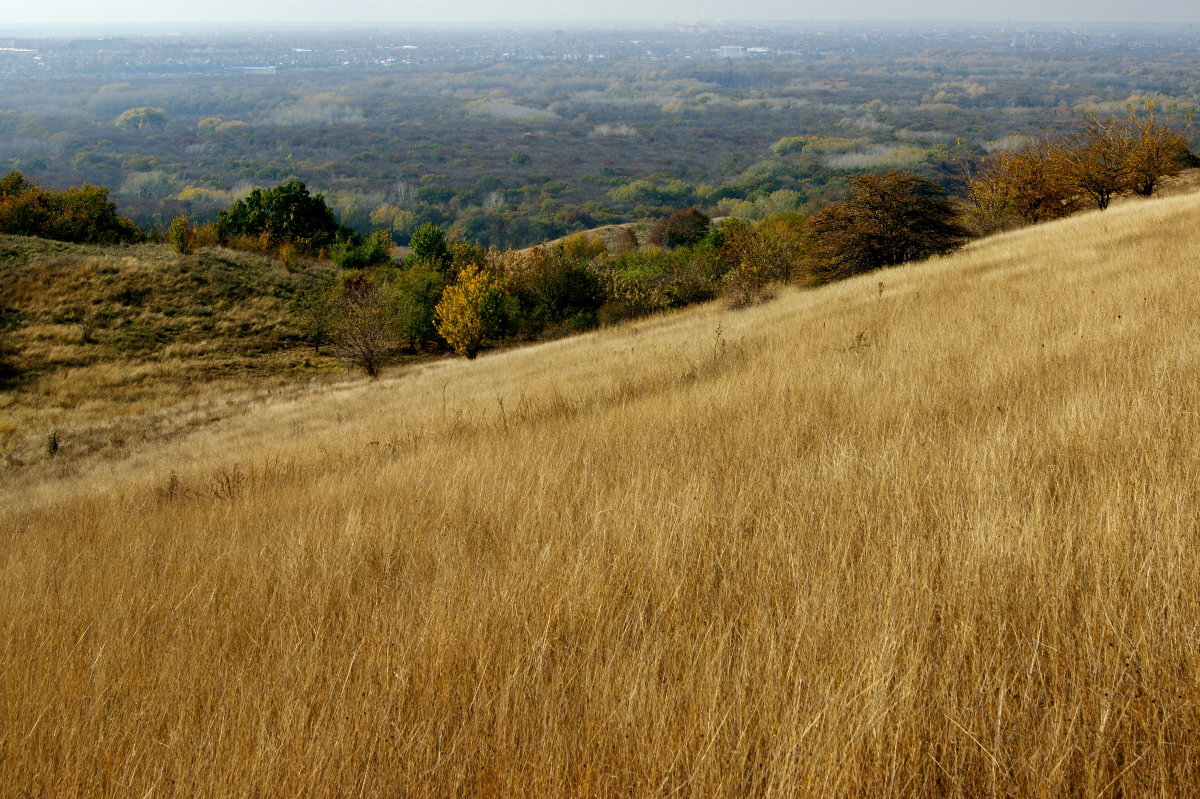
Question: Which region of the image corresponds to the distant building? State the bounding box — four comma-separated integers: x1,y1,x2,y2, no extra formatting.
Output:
717,45,746,59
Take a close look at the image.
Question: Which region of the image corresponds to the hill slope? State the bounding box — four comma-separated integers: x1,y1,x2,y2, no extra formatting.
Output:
4,192,1200,796
0,236,341,471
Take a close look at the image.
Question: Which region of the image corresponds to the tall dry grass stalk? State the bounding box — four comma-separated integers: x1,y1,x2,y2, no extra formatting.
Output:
4,192,1200,796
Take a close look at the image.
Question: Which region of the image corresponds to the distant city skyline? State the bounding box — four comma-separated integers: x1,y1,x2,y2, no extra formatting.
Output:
3,0,1199,28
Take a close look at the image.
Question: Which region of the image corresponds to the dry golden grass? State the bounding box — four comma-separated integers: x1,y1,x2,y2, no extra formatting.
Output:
4,191,1200,797
521,221,654,253
0,237,345,473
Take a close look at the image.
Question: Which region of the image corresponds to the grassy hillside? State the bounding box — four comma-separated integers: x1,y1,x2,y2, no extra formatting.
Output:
3,190,1200,796
523,220,656,253
0,236,341,471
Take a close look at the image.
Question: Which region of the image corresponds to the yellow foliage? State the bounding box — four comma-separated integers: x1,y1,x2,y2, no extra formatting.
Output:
369,202,400,227
433,265,505,358
175,186,223,204
555,232,607,261
114,106,166,129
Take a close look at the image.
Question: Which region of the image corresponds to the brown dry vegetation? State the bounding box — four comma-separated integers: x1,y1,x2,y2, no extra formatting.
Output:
3,190,1200,796
521,221,656,254
0,237,344,470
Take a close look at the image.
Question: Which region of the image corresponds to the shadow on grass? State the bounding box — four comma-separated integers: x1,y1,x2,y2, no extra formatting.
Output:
0,359,23,391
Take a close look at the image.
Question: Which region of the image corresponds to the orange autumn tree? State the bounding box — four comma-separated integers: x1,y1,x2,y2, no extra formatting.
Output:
1124,109,1194,196
964,139,1080,233
966,106,1194,231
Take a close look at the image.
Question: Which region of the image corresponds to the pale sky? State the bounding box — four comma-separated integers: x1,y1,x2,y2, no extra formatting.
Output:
2,0,1198,26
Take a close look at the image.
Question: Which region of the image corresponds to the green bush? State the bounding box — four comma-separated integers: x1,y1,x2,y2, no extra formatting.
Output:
332,231,394,269
389,263,448,351
217,180,354,256
406,222,452,268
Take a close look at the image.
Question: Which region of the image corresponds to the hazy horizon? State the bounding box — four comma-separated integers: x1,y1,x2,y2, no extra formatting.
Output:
3,0,1198,30
4,20,1200,41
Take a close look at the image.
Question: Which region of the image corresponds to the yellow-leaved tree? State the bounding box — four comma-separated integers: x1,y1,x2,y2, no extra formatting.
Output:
434,265,506,359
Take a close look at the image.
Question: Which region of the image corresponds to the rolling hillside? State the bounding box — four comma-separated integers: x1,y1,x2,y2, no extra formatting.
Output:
3,190,1200,796
0,236,343,476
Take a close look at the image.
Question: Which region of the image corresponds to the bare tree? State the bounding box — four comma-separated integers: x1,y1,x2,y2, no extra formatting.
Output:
332,274,397,377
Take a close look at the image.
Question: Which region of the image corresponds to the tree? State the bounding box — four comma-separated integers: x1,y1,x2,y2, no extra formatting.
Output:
52,185,142,244
1060,115,1135,211
331,230,393,269
806,172,970,283
614,227,639,253
331,274,397,377
1124,112,1193,197
167,216,195,254
0,171,34,200
1059,109,1194,208
964,140,1080,232
296,279,339,355
0,171,141,244
556,232,607,261
448,239,490,275
120,170,173,198
965,109,1193,232
654,207,711,248
721,213,808,284
407,222,452,268
434,265,507,359
524,247,605,331
216,180,351,256
115,107,167,129
715,214,808,306
0,171,49,237
391,263,449,351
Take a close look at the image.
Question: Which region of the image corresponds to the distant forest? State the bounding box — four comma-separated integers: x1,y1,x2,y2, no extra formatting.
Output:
2,24,1199,249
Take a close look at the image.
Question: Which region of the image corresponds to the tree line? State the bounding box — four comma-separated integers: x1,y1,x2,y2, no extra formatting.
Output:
2,107,1194,378
274,105,1199,374
963,107,1196,234
296,179,966,375
0,171,141,245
